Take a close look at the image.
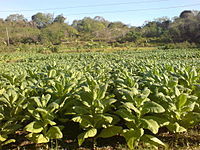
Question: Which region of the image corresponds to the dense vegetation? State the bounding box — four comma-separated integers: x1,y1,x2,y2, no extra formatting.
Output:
0,49,200,149
0,10,200,51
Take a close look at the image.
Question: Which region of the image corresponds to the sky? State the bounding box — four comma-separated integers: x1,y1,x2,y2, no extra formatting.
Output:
0,0,200,26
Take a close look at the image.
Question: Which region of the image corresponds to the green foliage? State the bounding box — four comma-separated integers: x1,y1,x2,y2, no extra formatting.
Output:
0,21,40,45
54,14,66,24
1,10,200,48
0,49,200,149
72,17,106,33
114,72,166,148
118,30,141,43
24,94,62,143
39,23,78,45
161,41,198,50
40,23,65,45
5,14,26,22
31,13,53,28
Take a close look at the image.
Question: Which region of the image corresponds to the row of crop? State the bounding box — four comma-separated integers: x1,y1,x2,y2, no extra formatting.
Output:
0,61,200,149
0,49,200,66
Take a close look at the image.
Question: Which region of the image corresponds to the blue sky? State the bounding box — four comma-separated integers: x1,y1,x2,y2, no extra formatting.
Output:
0,0,200,26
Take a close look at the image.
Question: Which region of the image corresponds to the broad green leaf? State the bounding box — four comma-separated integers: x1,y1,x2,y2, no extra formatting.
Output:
123,128,144,149
49,69,56,78
10,90,18,104
177,94,187,109
46,88,53,93
116,109,136,122
141,134,166,147
36,108,48,117
124,102,140,114
0,134,7,142
174,87,180,97
84,128,97,138
180,112,200,128
141,118,159,134
72,116,82,123
93,100,104,112
46,126,63,139
73,116,92,128
82,101,91,107
73,106,90,114
20,82,26,90
98,84,108,100
191,67,197,76
131,88,139,95
80,90,93,104
0,88,5,95
102,98,117,106
33,97,42,107
143,116,169,127
102,115,113,124
181,102,196,112
98,126,122,138
24,121,43,133
2,139,16,146
0,97,9,105
92,90,98,100
78,128,97,146
47,102,59,112
142,101,165,115
0,113,4,120
167,122,186,133
3,124,22,134
169,78,178,87
142,88,151,97
161,86,169,95
26,133,49,143
41,94,51,107
44,119,56,126
78,132,85,146
121,89,134,102
3,93,9,102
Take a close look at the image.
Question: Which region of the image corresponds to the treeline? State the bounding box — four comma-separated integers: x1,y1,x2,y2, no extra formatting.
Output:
0,10,200,47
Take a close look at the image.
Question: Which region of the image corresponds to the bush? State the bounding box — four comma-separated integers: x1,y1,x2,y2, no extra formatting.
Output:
161,41,198,50
48,45,61,53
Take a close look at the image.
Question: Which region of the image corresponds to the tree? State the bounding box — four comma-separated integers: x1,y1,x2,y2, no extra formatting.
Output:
40,23,78,44
106,22,130,41
118,30,141,43
154,17,171,29
180,10,194,19
167,10,200,43
31,13,53,28
5,14,26,22
197,12,200,20
142,21,161,38
0,18,4,23
54,14,66,23
72,17,106,33
108,21,127,29
94,16,110,27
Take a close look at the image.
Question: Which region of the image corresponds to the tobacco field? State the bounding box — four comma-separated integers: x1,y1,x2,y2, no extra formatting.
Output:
0,49,200,149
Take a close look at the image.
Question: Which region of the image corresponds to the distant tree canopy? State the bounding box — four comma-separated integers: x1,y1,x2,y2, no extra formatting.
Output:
31,13,54,28
180,10,194,19
0,10,200,45
40,22,78,44
108,21,128,29
54,14,66,23
72,17,107,33
169,10,200,43
6,14,27,22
